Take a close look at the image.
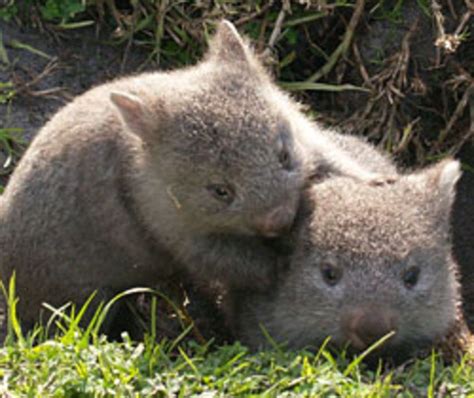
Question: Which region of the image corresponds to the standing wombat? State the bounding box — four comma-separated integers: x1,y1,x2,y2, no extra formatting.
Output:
0,21,387,331
229,159,472,362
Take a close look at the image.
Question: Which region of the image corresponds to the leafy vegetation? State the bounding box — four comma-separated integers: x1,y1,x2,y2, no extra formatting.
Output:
0,80,24,190
39,0,86,23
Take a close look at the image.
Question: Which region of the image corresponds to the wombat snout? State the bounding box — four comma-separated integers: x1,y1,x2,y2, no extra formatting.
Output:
253,203,296,238
341,307,398,351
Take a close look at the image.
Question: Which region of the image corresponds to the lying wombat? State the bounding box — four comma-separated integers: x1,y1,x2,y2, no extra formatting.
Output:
229,159,472,362
0,20,388,331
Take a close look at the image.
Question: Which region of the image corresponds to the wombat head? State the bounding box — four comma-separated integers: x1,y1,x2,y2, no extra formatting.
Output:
232,159,462,361
111,21,305,237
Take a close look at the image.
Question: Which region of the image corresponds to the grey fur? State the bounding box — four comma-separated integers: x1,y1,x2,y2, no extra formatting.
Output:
0,21,389,329
307,130,397,180
229,159,462,360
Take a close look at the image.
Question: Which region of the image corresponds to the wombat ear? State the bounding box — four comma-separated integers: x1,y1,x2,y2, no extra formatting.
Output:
435,159,462,196
110,91,156,140
424,158,462,222
208,20,252,65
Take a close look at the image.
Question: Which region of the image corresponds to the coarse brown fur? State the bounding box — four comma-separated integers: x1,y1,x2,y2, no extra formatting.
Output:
0,21,389,332
229,159,472,363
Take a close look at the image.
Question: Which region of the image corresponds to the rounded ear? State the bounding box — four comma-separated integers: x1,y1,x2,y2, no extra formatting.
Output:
426,158,461,207
110,91,157,140
208,20,252,65
412,158,462,225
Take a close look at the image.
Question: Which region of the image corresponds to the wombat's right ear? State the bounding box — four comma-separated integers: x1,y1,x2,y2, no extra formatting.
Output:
208,20,252,65
110,92,158,140
422,159,462,224
427,159,461,200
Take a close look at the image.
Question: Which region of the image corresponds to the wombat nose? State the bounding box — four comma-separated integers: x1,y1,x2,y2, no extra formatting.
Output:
342,307,397,351
253,204,295,238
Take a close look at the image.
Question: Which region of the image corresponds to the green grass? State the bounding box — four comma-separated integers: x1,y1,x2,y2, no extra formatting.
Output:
0,277,473,397
2,326,474,396
0,78,25,189
0,125,25,189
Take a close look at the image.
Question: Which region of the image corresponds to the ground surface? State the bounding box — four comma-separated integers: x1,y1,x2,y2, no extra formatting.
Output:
0,20,153,185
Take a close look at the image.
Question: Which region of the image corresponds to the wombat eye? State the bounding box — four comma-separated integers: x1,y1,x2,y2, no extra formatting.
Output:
320,262,342,286
207,184,235,204
402,266,420,289
278,148,292,170
277,130,293,171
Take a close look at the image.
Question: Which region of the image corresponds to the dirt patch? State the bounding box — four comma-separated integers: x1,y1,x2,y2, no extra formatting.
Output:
0,20,154,185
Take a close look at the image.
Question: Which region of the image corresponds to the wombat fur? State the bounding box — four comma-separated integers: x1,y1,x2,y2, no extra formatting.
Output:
0,20,388,332
228,159,471,362
308,130,397,180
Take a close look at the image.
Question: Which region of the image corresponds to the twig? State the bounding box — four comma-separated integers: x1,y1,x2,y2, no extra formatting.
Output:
179,302,207,345
13,58,59,93
394,20,417,90
261,3,288,58
7,39,52,60
302,25,329,60
432,0,471,54
352,42,373,90
234,1,274,26
447,0,458,18
454,10,473,36
466,0,474,12
29,87,65,97
306,0,365,82
120,26,135,73
0,31,9,65
152,0,169,67
439,84,473,145
268,8,286,48
106,0,124,30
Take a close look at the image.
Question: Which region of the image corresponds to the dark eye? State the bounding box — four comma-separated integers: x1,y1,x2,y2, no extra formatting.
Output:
207,184,235,204
320,262,343,286
277,130,294,171
403,266,420,289
279,148,292,170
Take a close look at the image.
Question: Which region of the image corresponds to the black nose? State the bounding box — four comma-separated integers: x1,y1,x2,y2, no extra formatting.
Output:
341,307,397,351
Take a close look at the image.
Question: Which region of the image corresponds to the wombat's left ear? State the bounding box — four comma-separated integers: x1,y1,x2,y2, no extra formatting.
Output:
208,20,252,65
